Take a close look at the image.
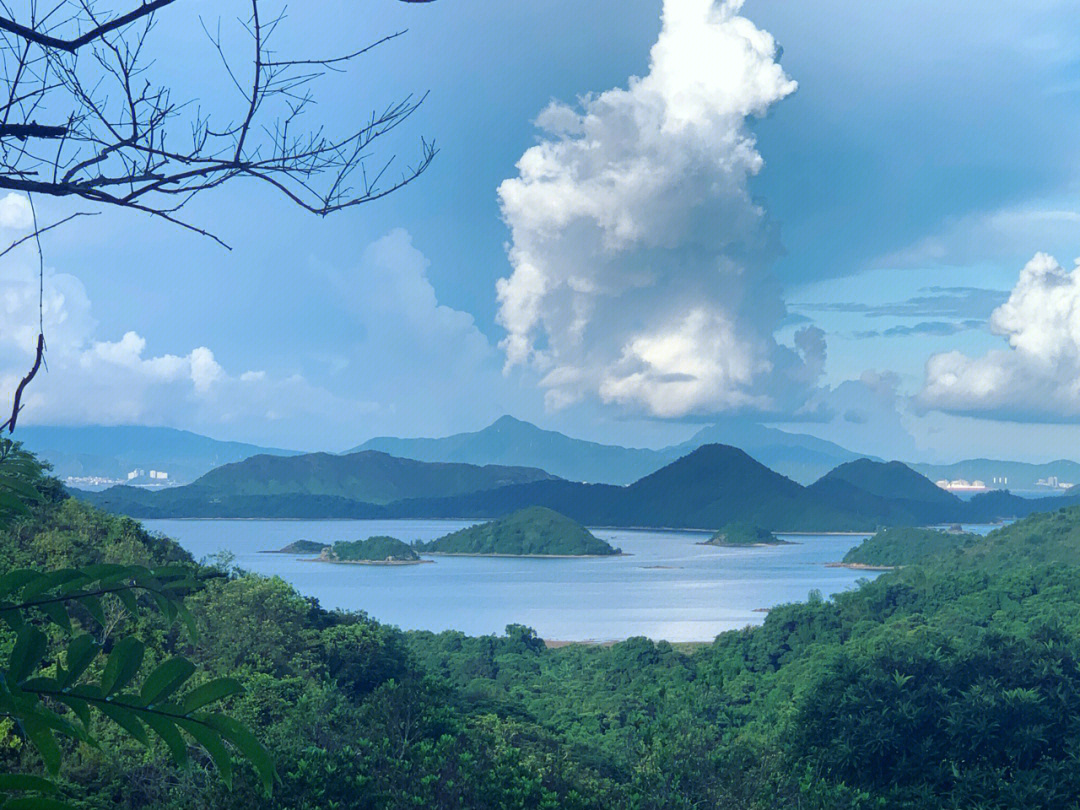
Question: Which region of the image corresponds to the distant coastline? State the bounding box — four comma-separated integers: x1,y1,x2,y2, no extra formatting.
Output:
310,557,433,566
700,541,795,548
422,551,630,559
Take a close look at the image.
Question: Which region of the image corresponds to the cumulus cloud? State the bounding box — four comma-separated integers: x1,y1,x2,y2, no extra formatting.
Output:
919,253,1080,420
495,0,819,417
0,193,32,229
0,200,370,439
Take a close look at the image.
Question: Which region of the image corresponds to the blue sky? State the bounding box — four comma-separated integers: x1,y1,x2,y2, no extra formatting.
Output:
3,0,1080,462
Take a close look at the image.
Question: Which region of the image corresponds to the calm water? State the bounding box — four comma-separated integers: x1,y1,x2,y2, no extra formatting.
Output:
142,518,898,642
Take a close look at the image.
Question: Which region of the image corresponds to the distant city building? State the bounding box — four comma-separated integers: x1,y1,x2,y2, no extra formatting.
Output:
1036,476,1074,490
66,476,125,488
936,478,989,492
126,468,169,482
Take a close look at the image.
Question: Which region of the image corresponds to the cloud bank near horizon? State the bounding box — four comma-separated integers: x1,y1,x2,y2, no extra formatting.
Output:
495,0,826,419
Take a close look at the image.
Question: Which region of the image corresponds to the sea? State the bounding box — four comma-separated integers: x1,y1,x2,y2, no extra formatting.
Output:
142,519,997,643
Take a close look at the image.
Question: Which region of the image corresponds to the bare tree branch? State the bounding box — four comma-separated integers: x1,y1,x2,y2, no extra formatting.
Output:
0,209,97,259
0,121,68,138
0,0,439,234
1,331,43,434
0,0,178,53
0,0,440,433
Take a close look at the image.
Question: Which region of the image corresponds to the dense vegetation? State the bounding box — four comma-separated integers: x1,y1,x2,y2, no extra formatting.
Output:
322,537,421,563
417,507,618,556
842,526,977,567
13,452,1080,807
704,522,786,546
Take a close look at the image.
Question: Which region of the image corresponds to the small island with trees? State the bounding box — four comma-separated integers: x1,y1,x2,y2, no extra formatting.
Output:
416,506,622,557
318,536,430,565
264,539,330,555
701,522,792,547
835,525,978,570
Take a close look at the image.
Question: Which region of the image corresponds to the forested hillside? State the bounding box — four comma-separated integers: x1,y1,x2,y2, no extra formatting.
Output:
8,453,1080,807
80,451,556,518
83,444,1064,530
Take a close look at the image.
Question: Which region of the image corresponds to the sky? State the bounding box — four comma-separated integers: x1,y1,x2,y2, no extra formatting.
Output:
2,0,1080,462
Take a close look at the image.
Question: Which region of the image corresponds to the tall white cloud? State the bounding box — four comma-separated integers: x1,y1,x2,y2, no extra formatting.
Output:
919,252,1080,420
495,0,820,416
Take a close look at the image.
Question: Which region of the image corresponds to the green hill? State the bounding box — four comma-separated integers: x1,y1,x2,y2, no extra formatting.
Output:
79,451,556,517
842,526,977,567
192,451,554,503
673,419,869,484
808,458,961,525
951,506,1080,570
321,536,422,564
704,523,788,547
270,539,329,554
418,507,619,556
610,444,865,530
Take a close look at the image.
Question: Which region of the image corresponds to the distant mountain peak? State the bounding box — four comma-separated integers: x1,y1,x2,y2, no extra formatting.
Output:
818,458,958,505
491,414,531,428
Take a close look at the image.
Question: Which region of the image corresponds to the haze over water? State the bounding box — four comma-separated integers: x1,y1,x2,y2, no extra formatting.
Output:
145,519,894,642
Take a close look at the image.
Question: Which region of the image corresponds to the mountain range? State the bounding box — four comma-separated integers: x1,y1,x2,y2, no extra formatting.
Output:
20,417,861,487
77,441,1069,531
23,419,1080,502
352,415,865,485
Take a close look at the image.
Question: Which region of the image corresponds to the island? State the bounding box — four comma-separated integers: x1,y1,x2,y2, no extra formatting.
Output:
263,539,330,555
833,526,978,570
318,536,430,565
416,506,622,557
701,522,792,547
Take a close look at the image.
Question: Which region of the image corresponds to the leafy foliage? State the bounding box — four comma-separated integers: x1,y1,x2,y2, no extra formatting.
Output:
0,441,42,527
12,443,1080,807
842,525,977,567
0,446,274,807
